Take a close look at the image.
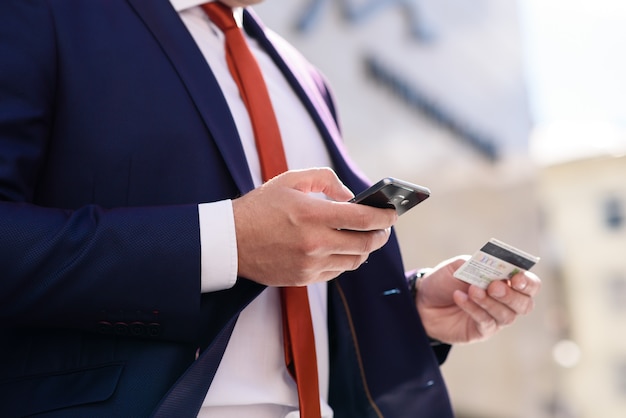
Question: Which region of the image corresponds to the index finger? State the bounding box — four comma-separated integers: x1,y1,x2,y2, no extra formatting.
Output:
326,200,398,231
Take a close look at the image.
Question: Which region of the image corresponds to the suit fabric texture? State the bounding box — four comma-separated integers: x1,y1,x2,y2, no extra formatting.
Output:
0,1,453,417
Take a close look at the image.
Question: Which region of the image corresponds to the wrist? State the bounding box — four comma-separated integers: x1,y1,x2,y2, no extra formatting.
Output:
408,268,444,347
407,268,431,299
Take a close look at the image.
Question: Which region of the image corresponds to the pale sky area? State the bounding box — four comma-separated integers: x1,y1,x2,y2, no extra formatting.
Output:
518,0,626,164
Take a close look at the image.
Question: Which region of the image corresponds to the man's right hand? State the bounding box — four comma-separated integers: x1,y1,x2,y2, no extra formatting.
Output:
232,168,398,287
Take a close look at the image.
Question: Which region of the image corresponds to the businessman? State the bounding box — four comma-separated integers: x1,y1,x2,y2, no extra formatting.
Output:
0,0,541,417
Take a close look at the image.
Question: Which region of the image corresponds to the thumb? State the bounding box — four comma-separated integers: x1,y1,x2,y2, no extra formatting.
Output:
275,168,355,202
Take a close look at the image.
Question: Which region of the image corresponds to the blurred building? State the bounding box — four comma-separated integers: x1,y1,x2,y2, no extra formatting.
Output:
254,1,556,417
532,127,626,418
523,0,626,415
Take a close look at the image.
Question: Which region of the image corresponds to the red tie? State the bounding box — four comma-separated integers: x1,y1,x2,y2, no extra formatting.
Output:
201,3,321,417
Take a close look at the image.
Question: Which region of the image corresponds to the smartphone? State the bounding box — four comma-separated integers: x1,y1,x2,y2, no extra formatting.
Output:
350,177,430,215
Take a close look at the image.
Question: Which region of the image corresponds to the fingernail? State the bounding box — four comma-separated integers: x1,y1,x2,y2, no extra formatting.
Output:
513,280,527,291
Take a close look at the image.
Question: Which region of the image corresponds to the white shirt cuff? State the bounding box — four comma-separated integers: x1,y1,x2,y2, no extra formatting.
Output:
198,200,238,292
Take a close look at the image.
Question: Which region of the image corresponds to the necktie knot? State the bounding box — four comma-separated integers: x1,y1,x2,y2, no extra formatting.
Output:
202,2,239,32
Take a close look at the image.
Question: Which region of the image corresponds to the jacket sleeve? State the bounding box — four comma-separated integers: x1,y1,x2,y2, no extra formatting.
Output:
0,0,204,343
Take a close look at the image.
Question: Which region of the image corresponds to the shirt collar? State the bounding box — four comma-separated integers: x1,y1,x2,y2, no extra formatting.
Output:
170,0,244,27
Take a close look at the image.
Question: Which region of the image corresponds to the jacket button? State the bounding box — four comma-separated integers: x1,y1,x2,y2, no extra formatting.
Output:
114,322,129,336
96,321,113,334
130,322,146,337
147,323,161,337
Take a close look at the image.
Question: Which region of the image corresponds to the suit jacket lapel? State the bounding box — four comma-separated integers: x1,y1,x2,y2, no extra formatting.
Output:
126,0,255,194
127,1,369,195
243,9,370,192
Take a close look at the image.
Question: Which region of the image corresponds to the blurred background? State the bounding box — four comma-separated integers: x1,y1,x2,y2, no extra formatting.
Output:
254,0,626,417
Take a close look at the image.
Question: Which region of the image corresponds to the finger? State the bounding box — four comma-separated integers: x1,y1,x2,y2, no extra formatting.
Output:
300,230,388,267
468,286,518,327
291,254,370,285
327,202,398,231
486,280,536,316
509,270,541,297
277,168,355,202
452,290,499,338
322,253,370,273
329,228,391,255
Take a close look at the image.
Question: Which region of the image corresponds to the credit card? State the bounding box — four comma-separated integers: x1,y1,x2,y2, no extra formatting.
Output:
453,238,540,289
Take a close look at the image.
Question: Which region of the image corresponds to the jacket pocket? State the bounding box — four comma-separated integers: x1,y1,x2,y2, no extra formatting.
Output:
0,363,124,417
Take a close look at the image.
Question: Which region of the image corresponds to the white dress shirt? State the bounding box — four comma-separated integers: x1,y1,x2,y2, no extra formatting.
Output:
169,1,335,416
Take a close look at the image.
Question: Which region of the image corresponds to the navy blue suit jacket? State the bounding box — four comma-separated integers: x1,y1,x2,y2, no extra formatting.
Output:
0,1,453,416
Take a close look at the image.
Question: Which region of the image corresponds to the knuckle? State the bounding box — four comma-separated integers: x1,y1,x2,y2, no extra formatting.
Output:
501,314,516,326
343,255,364,272
521,298,534,315
351,254,366,271
297,234,322,256
354,205,375,231
291,205,315,226
298,253,317,272
362,230,386,253
479,318,498,335
299,240,316,257
353,210,370,231
290,251,316,278
292,267,314,286
318,166,334,178
361,232,375,253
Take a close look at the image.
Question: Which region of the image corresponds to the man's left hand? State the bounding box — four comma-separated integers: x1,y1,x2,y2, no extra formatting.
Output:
415,256,542,344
